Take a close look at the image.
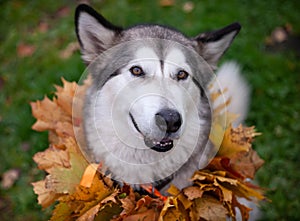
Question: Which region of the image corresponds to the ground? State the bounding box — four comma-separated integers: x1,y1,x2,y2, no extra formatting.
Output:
0,0,299,220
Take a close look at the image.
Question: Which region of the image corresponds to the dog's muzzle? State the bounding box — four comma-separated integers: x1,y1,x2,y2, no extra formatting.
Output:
130,109,182,152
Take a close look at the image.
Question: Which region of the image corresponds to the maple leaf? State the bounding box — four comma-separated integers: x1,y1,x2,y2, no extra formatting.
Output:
30,96,73,138
206,157,245,179
50,202,73,221
77,203,101,221
167,184,193,209
96,202,123,221
32,180,62,208
123,209,159,221
230,149,265,179
218,125,261,157
33,145,70,173
44,150,87,194
119,184,136,216
191,196,228,221
183,186,204,201
54,78,77,115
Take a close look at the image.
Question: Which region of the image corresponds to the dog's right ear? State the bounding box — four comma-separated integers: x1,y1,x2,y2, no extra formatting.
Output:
75,4,122,65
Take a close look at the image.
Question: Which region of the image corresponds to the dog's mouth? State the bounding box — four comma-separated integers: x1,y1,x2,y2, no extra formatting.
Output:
144,137,174,152
129,113,174,152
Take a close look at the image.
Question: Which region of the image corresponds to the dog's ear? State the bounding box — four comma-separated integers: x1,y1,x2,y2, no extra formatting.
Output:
75,4,122,64
194,23,241,69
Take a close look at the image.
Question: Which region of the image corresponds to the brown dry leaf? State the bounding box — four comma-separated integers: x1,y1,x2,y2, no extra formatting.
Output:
1,169,20,189
230,149,265,179
159,0,174,7
135,195,155,210
59,42,80,59
206,157,245,179
45,150,88,194
218,125,261,157
119,185,136,216
17,43,35,57
119,196,136,216
32,180,62,208
182,1,195,13
191,170,265,219
56,6,71,18
55,78,77,115
123,195,163,220
77,203,101,221
38,21,49,33
183,186,204,201
191,196,227,221
30,97,72,133
33,145,70,173
232,196,252,221
124,209,159,221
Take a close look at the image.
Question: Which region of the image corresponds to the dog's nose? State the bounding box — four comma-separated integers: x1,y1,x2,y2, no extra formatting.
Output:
155,109,182,133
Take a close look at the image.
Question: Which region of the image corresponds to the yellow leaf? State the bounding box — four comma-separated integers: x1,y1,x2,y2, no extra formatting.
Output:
167,184,180,196
162,207,184,221
50,202,73,221
80,164,99,188
159,197,175,221
218,125,261,157
168,185,193,210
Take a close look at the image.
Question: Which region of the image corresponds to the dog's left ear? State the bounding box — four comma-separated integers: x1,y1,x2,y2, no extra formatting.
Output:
194,23,241,69
75,4,123,65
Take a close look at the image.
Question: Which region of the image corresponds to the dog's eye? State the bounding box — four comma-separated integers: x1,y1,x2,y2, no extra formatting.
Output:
130,66,144,76
177,70,189,80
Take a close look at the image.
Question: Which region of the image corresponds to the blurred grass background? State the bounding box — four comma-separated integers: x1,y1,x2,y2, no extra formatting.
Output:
0,0,299,220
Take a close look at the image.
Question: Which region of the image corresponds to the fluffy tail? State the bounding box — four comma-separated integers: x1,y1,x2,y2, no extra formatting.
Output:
210,62,250,126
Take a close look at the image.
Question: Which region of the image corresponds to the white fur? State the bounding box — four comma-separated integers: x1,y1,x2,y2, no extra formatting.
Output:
210,62,250,126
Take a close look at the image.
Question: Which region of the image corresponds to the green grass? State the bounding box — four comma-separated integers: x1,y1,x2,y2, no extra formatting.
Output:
0,0,299,220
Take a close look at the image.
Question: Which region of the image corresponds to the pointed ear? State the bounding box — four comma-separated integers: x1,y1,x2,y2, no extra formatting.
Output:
194,23,241,69
75,4,122,64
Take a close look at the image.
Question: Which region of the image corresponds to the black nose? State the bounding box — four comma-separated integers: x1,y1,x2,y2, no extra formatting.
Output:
155,109,182,133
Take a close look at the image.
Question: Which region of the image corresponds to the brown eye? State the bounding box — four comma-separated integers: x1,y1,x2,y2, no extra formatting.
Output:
177,70,189,80
130,66,144,76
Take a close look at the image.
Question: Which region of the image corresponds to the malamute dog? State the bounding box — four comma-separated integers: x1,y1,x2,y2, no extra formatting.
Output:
75,4,249,193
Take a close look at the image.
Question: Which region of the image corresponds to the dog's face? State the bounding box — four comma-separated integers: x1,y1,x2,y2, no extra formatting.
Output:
75,4,240,184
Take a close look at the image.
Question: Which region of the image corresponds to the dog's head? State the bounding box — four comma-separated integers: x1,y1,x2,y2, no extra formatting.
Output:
75,4,240,184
